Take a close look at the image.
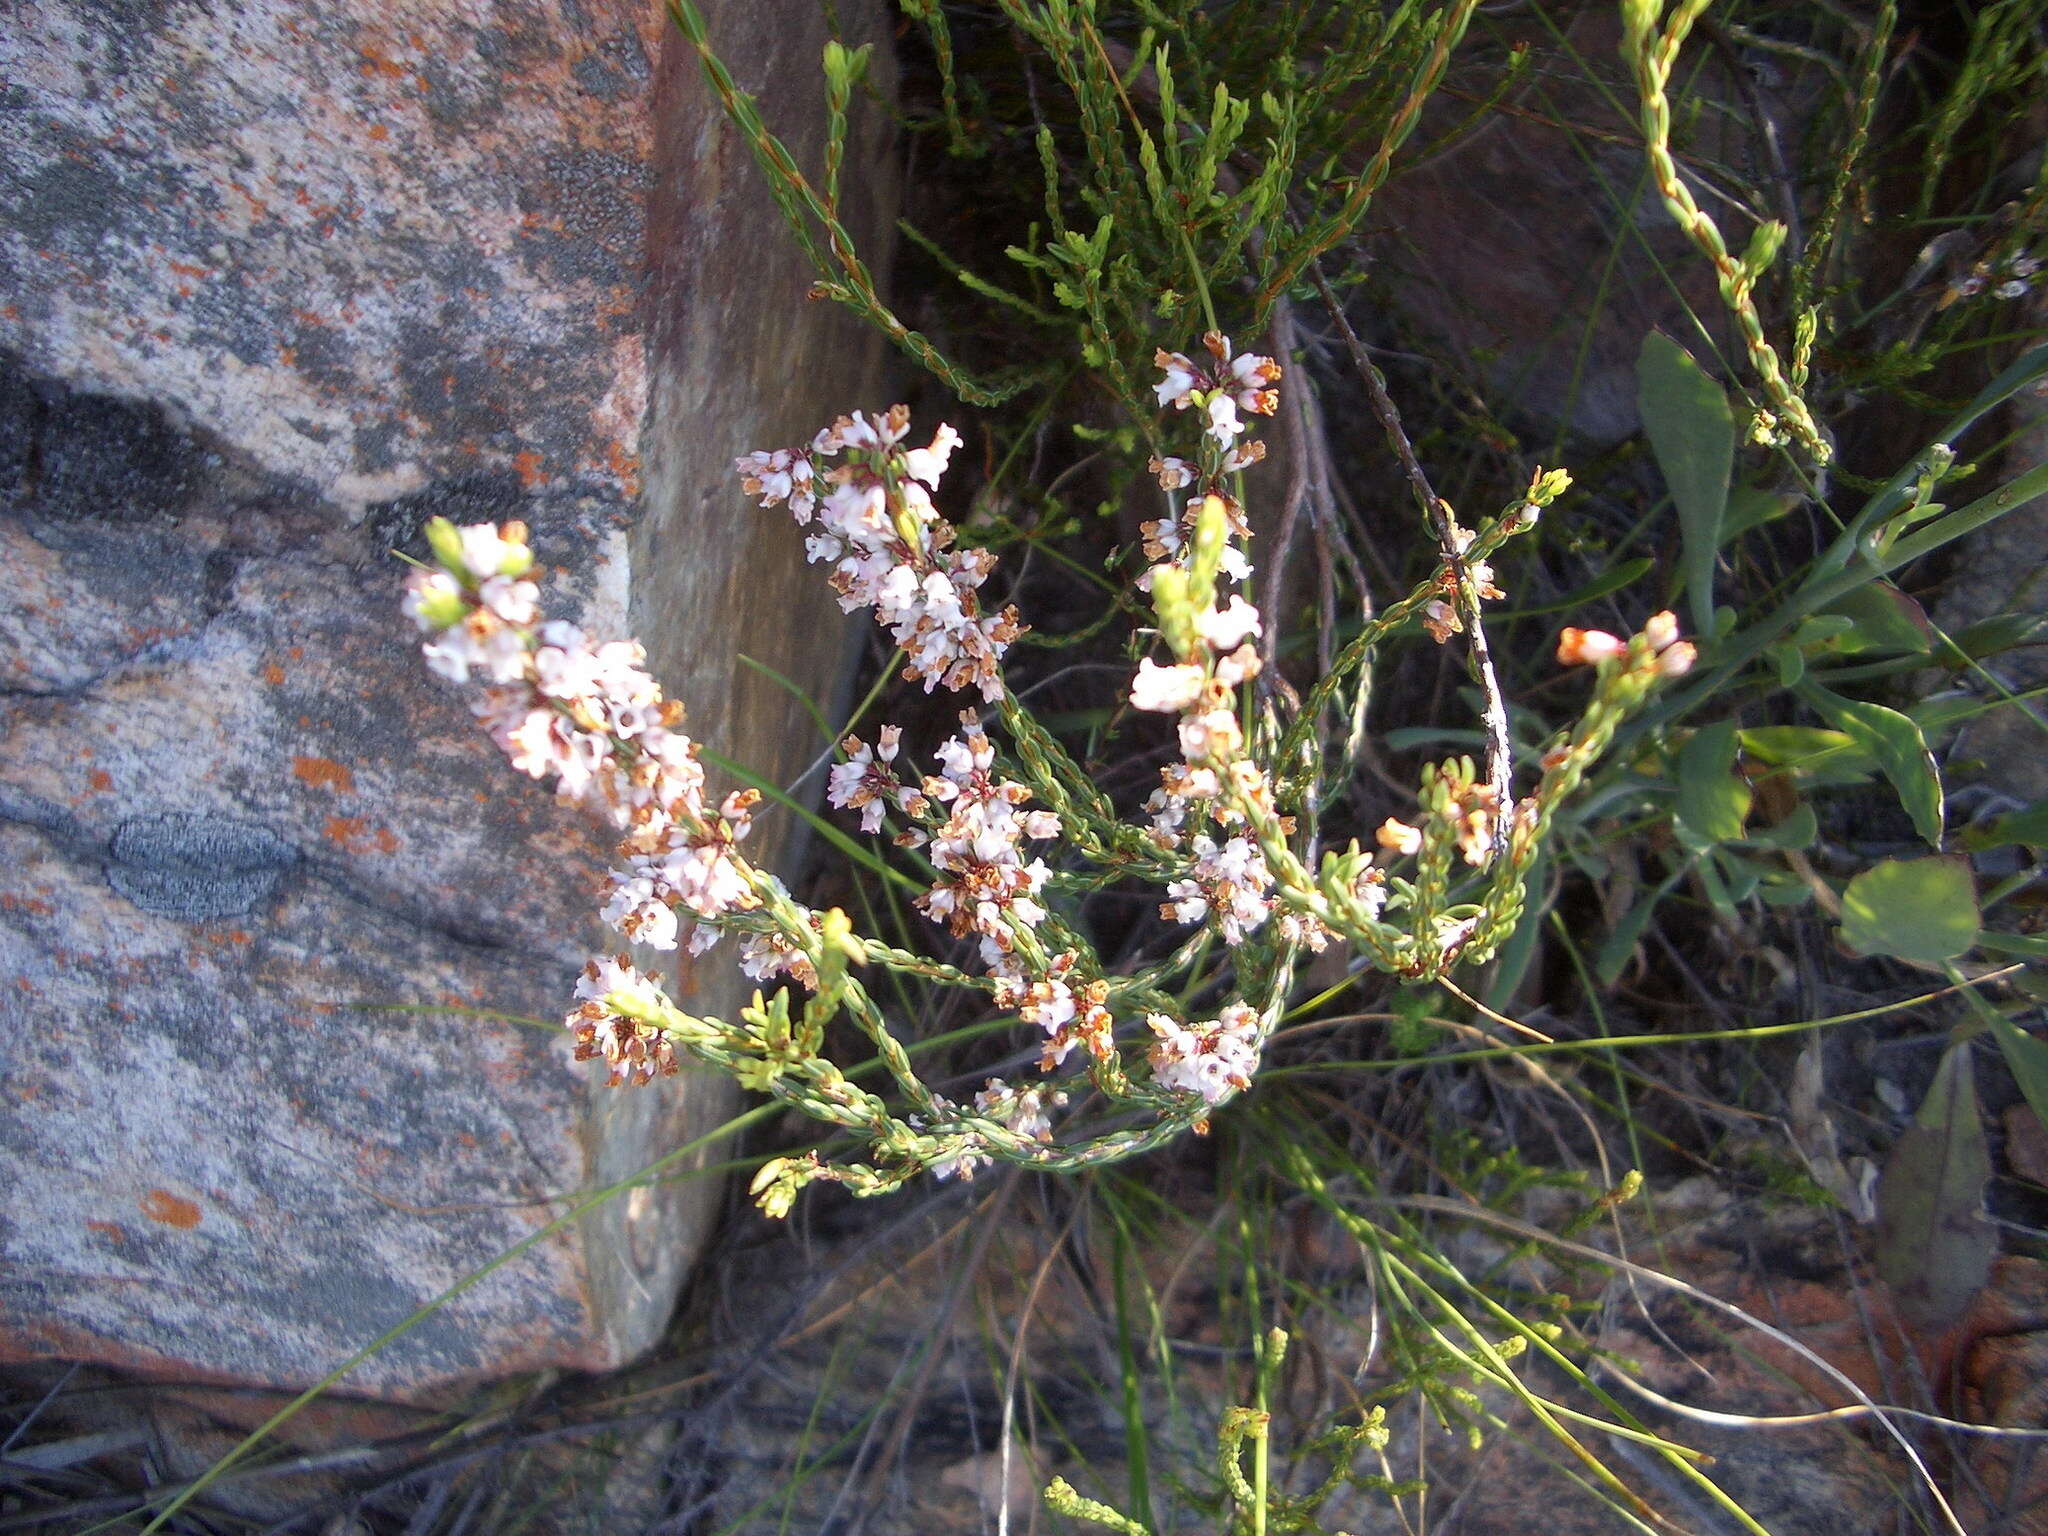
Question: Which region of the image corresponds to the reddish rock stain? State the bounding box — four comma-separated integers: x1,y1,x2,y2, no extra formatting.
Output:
139,1190,202,1230
87,769,113,792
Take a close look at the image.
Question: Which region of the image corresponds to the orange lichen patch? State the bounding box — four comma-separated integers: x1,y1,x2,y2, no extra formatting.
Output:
322,816,398,854
367,122,390,142
359,43,409,80
140,1190,203,1230
323,815,368,849
167,260,210,280
86,1219,127,1242
603,440,641,496
293,755,355,793
263,662,286,685
513,449,544,488
0,894,55,917
87,769,113,792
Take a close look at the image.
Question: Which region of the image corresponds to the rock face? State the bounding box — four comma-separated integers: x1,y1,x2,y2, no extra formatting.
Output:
0,0,891,1397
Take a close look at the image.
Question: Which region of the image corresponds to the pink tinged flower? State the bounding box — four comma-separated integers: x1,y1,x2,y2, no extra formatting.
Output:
1221,440,1267,474
1021,809,1061,840
1422,600,1460,644
1197,596,1262,653
901,422,962,488
503,708,563,779
1154,349,1202,409
421,634,476,683
1164,880,1208,926
1556,627,1625,666
456,523,524,581
1213,643,1261,688
1657,641,1697,676
1178,706,1243,764
1130,658,1207,713
1376,818,1422,857
1205,393,1244,445
1149,455,1196,490
1226,349,1282,414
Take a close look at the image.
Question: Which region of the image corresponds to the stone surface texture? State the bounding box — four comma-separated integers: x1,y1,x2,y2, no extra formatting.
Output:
1,0,888,1397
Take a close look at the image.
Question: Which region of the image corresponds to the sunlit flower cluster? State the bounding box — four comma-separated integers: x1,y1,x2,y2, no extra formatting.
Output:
988,947,1114,1070
1141,760,1224,849
826,724,922,834
926,1078,1072,1181
1558,609,1695,677
567,956,675,1087
1162,833,1276,946
1420,527,1507,645
403,519,773,1073
736,406,1022,701
402,319,1697,1207
1148,1003,1262,1106
910,714,1060,948
1154,330,1283,445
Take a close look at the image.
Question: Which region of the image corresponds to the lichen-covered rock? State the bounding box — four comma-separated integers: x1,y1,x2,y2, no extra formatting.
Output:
0,0,893,1397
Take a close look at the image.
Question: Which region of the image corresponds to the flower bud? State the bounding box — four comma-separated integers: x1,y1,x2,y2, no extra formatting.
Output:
820,905,865,964
749,1155,820,1220
404,571,469,632
1642,610,1681,653
1556,627,1624,666
1376,818,1423,857
1187,493,1230,614
1149,564,1198,659
424,515,468,576
1656,640,1697,677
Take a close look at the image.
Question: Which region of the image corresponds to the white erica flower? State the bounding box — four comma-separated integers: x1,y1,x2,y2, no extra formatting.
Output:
826,725,905,834
566,956,676,1087
1148,1002,1262,1106
1130,658,1206,714
739,408,1022,702
1160,834,1274,946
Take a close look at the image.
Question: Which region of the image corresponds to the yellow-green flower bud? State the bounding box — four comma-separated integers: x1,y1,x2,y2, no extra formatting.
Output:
1149,564,1198,658
424,515,467,576
411,582,468,631
1186,492,1229,614
1740,219,1787,278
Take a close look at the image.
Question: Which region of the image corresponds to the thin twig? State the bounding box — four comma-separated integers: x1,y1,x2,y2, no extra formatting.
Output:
1308,259,1515,856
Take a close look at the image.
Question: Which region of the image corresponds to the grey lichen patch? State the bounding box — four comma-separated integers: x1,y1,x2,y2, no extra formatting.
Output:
105,812,300,920
0,1,659,511
0,348,209,524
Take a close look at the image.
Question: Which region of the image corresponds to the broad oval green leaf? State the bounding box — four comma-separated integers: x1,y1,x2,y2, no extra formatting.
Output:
1839,856,1980,965
1801,685,1945,846
1638,332,1734,635
1820,582,1934,656
1675,721,1751,848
